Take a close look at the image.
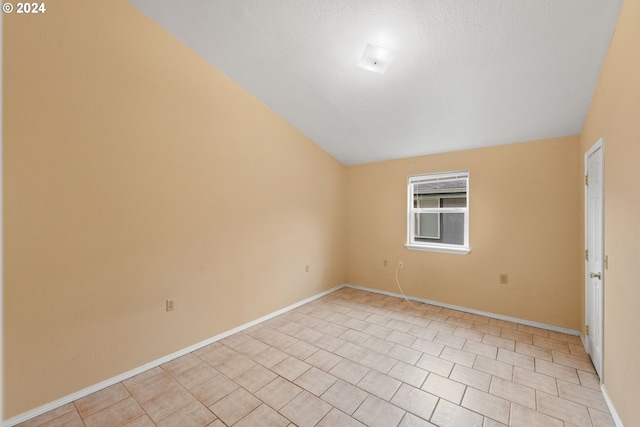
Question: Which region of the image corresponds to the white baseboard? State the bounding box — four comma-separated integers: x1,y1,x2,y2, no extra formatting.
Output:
5,284,346,427
345,283,581,336
601,384,624,427
7,282,588,426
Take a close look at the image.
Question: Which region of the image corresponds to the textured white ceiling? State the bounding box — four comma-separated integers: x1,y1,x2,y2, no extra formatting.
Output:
129,0,623,165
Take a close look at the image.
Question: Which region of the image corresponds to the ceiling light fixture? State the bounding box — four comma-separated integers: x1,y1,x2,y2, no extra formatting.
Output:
357,44,396,74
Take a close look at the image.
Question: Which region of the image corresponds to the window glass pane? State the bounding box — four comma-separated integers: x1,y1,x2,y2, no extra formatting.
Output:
415,213,440,238
416,195,439,208
414,212,464,245
442,196,467,208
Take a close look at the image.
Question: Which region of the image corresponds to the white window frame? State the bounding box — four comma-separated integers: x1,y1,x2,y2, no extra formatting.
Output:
406,171,470,254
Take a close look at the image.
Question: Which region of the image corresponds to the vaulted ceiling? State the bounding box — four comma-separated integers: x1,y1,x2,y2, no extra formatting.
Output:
130,0,623,165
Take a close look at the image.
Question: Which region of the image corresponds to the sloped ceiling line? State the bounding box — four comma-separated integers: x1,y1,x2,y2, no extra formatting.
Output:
129,0,623,165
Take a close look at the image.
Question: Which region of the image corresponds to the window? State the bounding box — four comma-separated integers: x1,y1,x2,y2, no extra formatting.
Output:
406,171,469,254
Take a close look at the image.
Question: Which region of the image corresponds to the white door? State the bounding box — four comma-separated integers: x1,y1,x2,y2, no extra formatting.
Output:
585,140,604,378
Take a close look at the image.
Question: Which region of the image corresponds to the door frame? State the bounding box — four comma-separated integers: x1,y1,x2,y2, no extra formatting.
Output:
584,137,605,381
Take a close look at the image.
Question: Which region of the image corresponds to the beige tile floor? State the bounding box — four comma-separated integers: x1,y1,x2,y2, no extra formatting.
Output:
18,287,615,427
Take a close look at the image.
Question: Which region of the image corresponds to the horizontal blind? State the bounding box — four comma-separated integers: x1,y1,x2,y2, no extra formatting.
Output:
409,171,468,185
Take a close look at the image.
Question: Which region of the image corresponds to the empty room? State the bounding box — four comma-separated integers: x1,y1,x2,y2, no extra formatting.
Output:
3,1,639,426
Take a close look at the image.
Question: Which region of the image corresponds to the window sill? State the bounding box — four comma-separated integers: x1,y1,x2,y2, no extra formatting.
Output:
405,243,471,255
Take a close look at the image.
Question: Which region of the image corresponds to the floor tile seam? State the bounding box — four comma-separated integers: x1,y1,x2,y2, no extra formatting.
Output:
549,357,597,373
535,334,582,346
411,370,429,390
513,345,556,359
386,379,443,421
158,358,212,389
423,387,466,408
312,405,357,427
533,357,582,374
71,386,133,421
134,377,207,426
439,350,478,368
29,407,85,427
182,370,247,414
554,382,612,413
511,372,560,397
208,387,267,427
509,401,567,427
81,387,151,424
231,402,288,427
95,395,147,427
445,366,495,394
534,389,595,424
127,415,154,427
432,393,499,425
350,395,408,426
335,368,416,409
282,318,375,342
256,383,304,415
153,399,217,427
460,385,513,424
454,330,486,343
121,368,167,392
487,374,538,401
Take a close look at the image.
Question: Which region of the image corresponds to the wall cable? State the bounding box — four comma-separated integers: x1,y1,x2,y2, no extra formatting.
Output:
395,265,420,309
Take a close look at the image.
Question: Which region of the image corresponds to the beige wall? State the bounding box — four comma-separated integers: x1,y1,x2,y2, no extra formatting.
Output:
3,1,346,418
579,1,640,425
346,136,582,330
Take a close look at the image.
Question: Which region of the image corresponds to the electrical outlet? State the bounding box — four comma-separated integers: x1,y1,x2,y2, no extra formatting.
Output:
499,274,508,284
398,261,404,269
166,299,175,312
305,265,310,273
